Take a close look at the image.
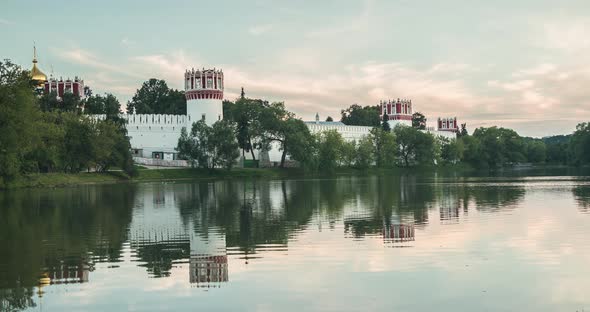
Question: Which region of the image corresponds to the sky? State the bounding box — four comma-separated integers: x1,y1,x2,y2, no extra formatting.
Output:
2,0,590,137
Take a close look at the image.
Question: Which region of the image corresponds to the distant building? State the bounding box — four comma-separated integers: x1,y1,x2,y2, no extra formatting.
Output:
44,77,85,98
437,117,458,132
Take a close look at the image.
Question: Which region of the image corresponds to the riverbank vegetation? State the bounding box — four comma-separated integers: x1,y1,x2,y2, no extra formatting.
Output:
0,60,135,188
2,59,590,189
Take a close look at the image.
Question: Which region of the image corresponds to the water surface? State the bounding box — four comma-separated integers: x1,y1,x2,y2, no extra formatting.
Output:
1,173,589,311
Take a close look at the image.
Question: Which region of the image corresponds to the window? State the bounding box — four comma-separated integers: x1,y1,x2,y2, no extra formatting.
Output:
207,78,213,88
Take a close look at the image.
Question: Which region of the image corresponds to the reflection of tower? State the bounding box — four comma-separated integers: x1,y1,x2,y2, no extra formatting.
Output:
383,224,415,243
189,229,228,287
439,189,460,223
184,68,224,126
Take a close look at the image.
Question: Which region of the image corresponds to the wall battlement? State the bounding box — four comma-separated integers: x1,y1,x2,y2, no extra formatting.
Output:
92,114,190,126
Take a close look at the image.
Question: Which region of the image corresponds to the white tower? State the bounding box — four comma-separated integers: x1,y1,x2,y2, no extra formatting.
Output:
184,68,224,126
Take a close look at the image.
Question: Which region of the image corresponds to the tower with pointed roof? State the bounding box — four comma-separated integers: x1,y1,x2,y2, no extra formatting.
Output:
30,45,47,89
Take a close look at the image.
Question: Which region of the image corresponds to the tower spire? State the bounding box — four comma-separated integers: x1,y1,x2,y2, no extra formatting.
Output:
33,42,38,63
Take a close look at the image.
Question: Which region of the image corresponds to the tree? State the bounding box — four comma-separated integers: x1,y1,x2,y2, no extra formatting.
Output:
127,79,186,114
525,140,546,163
394,125,419,167
412,112,427,130
569,122,590,166
341,140,356,167
355,136,374,169
210,120,240,170
370,128,397,168
188,120,212,168
318,130,345,172
0,60,39,184
440,137,464,164
458,123,468,137
381,112,391,132
326,116,334,122
340,104,380,126
38,91,81,113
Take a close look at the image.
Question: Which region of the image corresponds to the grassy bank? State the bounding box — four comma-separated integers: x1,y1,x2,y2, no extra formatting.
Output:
1,167,299,189
2,163,578,190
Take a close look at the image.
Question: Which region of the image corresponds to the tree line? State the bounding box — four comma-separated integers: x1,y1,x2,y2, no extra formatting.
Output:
0,60,135,186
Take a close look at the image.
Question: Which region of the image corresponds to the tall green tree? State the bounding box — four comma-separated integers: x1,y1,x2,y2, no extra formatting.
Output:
370,128,397,168
355,136,374,169
569,122,590,166
210,120,240,170
0,60,39,184
340,104,380,126
381,112,391,132
412,112,427,130
127,79,186,114
318,130,345,172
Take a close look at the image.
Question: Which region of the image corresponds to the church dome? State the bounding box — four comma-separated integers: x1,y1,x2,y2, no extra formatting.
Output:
30,47,47,85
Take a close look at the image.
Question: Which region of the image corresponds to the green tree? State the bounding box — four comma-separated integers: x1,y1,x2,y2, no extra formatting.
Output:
393,125,418,167
326,116,334,122
341,140,356,167
569,122,590,166
412,112,427,130
458,123,468,137
340,104,380,126
127,79,186,114
440,137,464,164
525,140,547,163
381,112,391,132
318,130,345,172
370,128,397,168
210,120,240,170
355,136,374,169
0,60,39,184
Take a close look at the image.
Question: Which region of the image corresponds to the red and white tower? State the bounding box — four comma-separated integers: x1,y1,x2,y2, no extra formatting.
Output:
184,68,224,126
437,117,458,132
381,98,413,128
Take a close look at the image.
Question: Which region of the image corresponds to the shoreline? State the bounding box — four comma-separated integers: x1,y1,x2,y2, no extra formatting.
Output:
0,164,580,190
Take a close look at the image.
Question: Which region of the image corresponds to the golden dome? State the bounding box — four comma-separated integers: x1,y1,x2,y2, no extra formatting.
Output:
30,46,47,84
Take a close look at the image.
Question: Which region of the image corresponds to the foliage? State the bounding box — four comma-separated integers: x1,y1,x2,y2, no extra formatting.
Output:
326,116,334,122
340,104,380,126
176,120,239,170
568,122,590,166
381,112,391,132
355,136,374,169
317,130,345,172
440,137,464,164
0,60,135,185
127,79,186,114
412,112,427,130
370,128,397,168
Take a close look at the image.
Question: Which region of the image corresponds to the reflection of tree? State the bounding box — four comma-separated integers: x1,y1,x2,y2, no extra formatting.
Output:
0,287,36,312
0,184,136,309
573,186,590,213
460,185,525,212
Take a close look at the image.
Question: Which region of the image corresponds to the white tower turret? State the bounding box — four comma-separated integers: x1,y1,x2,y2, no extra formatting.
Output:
184,68,224,126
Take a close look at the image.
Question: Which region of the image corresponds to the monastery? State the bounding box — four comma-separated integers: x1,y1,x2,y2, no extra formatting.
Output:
30,52,459,167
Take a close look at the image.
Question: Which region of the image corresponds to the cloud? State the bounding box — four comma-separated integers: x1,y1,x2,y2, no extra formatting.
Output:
248,24,273,36
54,47,143,79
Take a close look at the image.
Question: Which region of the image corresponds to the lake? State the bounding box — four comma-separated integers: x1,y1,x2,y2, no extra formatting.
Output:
1,172,589,311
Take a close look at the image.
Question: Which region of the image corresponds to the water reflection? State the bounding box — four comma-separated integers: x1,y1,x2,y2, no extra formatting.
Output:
3,174,583,311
